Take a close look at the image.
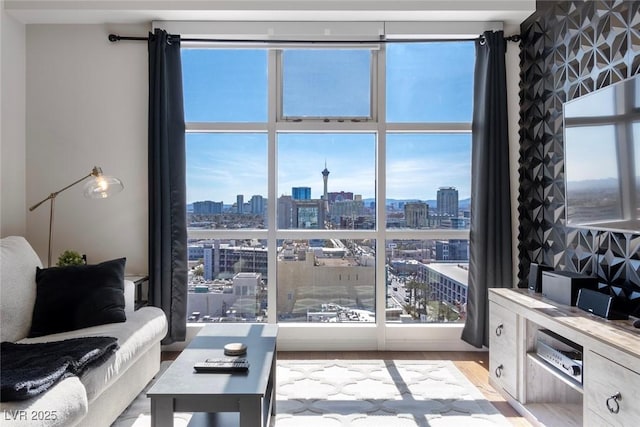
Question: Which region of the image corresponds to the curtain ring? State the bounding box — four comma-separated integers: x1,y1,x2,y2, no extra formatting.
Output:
479,35,486,46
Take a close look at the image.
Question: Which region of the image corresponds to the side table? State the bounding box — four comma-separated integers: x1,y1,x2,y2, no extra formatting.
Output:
125,275,149,310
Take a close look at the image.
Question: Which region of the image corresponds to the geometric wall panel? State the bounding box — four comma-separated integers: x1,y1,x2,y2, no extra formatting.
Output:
518,0,640,315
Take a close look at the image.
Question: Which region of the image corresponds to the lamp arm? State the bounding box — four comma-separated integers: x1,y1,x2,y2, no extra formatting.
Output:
29,171,94,212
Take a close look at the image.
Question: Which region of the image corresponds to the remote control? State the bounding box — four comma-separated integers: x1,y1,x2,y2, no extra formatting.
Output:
193,358,249,373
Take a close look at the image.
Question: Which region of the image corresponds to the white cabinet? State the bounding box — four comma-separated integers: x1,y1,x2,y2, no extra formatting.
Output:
584,350,640,427
488,288,640,427
489,301,518,397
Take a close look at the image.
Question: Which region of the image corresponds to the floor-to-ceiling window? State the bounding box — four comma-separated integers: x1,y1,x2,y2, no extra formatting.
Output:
182,26,475,349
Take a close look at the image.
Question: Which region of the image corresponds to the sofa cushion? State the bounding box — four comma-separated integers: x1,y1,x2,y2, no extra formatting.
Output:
19,306,168,404
29,258,127,338
0,237,43,342
0,375,88,427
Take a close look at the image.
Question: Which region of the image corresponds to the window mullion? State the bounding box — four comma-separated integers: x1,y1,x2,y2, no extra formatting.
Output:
186,122,268,132
375,46,386,347
267,49,278,325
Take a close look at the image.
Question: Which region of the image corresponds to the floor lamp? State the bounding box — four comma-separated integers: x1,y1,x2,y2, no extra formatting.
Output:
29,166,124,267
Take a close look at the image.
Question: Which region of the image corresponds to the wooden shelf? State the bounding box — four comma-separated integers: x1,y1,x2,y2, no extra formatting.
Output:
526,352,583,394
521,403,582,427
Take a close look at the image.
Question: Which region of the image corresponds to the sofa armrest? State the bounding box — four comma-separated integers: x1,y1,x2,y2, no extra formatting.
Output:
124,279,135,314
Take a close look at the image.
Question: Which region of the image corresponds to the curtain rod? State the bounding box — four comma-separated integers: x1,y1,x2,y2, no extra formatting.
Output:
108,33,521,44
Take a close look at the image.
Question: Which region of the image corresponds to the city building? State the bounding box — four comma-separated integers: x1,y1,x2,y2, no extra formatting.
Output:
292,187,311,200
330,198,365,223
193,200,223,214
277,195,293,229
190,241,269,279
404,202,429,228
328,191,354,203
236,194,244,214
417,262,468,313
249,195,266,215
292,199,325,229
277,247,375,320
435,240,469,261
437,187,459,217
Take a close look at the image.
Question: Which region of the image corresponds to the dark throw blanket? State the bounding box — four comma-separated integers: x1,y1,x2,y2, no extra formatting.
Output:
1,336,118,402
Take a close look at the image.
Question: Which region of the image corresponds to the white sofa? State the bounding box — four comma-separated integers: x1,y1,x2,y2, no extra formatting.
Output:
0,236,168,427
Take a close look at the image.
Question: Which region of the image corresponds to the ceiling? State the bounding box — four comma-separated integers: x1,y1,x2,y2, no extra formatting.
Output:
4,0,536,25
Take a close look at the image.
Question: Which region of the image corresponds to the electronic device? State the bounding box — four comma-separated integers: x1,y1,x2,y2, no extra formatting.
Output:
528,263,553,292
193,358,250,373
576,288,628,320
224,342,247,356
535,329,583,384
563,73,640,234
541,271,598,306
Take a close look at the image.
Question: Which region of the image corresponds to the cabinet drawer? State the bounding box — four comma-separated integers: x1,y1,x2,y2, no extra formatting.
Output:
489,301,518,397
584,350,640,427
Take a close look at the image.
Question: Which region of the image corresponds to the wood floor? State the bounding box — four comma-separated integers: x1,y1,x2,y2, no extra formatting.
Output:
163,350,532,426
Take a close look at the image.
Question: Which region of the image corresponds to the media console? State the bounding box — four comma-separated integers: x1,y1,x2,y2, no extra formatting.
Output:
488,288,640,427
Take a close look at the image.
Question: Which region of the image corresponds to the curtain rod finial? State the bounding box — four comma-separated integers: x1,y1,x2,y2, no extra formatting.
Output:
108,34,119,42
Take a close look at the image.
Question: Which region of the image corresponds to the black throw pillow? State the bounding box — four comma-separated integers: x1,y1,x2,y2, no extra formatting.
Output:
29,258,127,338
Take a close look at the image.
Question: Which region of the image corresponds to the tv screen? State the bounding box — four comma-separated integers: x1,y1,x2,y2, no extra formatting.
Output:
563,74,640,233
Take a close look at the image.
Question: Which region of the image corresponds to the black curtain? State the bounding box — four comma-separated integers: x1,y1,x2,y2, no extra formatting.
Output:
461,31,513,348
148,29,187,344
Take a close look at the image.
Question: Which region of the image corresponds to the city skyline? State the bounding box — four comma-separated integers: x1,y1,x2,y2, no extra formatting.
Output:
187,144,470,205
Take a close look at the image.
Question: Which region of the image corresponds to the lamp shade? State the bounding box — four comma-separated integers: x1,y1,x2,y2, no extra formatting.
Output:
82,166,124,199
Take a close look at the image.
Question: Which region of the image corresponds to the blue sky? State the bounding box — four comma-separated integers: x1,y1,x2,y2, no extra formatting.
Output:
182,42,474,205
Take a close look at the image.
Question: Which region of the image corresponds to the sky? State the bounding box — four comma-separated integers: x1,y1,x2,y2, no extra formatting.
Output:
182,42,475,205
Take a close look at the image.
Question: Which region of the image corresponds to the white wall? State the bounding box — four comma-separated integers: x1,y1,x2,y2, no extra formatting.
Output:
1,3,27,237
25,23,150,272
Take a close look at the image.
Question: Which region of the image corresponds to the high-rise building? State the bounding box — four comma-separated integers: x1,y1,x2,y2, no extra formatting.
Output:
437,187,459,217
292,187,311,200
193,200,223,214
278,195,293,229
328,191,354,203
250,195,265,215
404,202,429,228
292,200,325,229
236,194,244,214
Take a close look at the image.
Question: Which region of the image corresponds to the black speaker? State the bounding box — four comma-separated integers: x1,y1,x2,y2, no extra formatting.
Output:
576,288,628,320
528,263,553,292
541,271,598,306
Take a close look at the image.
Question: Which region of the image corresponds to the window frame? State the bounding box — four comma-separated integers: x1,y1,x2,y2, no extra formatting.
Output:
183,41,473,351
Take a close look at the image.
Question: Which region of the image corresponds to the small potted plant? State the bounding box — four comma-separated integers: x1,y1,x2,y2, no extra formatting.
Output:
57,250,85,267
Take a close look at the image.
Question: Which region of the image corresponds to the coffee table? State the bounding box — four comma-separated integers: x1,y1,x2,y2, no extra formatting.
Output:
147,323,278,427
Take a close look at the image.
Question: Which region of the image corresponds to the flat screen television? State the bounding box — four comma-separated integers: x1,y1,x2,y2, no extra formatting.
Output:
563,73,640,233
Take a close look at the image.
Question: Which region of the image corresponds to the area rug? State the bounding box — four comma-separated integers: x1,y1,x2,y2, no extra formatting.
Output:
112,360,511,427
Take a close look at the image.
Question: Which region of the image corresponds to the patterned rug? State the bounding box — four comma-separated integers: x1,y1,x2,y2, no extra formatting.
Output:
113,360,511,427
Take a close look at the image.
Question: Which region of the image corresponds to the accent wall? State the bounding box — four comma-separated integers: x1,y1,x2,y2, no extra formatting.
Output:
518,0,640,315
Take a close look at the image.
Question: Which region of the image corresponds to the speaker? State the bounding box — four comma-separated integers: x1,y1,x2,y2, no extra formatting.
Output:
541,271,598,306
576,288,628,320
528,263,553,292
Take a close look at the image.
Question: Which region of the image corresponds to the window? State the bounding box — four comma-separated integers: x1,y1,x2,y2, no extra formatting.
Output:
281,50,372,119
183,38,474,344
